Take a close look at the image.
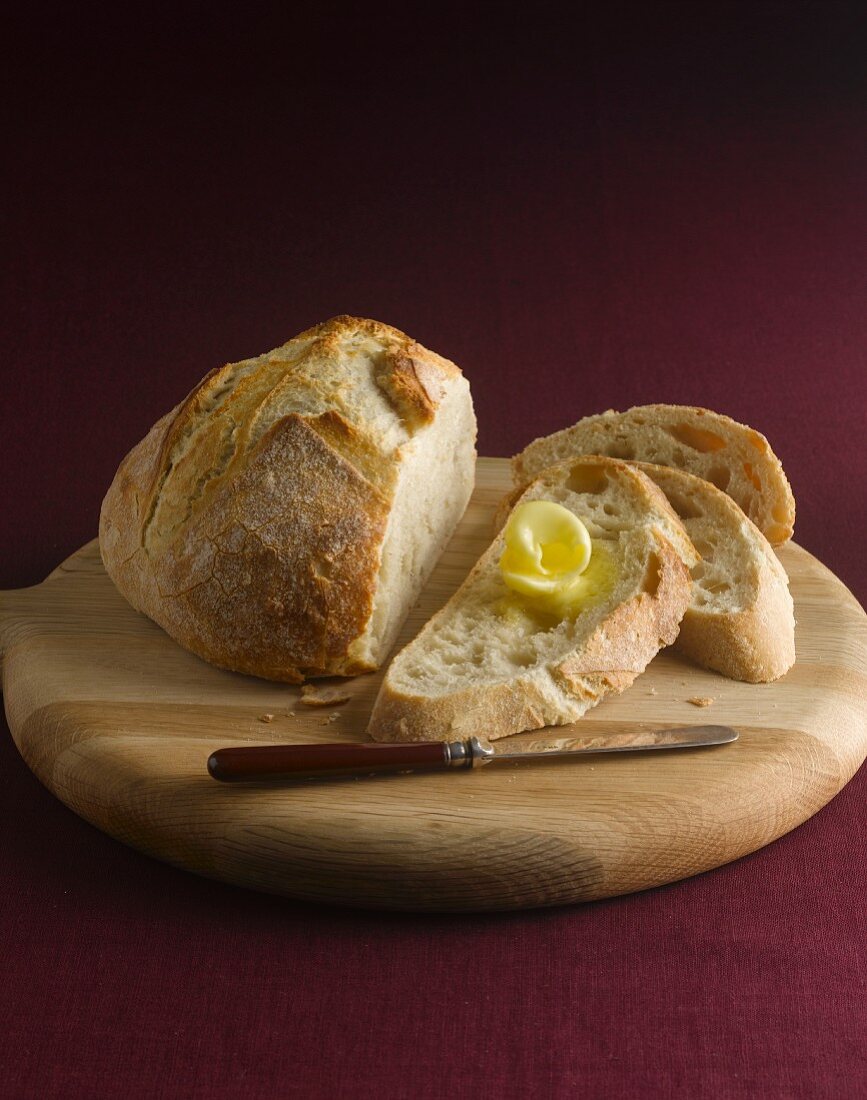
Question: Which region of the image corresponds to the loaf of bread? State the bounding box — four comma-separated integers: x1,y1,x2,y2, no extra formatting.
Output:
99,316,477,682
514,405,795,544
368,456,696,743
631,463,795,681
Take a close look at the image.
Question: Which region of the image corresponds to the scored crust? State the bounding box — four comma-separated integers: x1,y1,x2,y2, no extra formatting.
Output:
138,315,459,557
99,316,474,682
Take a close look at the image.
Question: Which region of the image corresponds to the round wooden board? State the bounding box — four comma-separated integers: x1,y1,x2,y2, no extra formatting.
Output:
2,458,867,911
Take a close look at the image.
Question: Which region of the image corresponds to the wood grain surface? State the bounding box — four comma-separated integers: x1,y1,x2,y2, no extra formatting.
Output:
2,458,866,911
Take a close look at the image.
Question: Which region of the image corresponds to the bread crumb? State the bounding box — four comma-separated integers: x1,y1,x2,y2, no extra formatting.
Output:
258,713,275,723
687,696,714,708
648,687,657,695
322,712,341,725
301,683,351,707
285,711,295,718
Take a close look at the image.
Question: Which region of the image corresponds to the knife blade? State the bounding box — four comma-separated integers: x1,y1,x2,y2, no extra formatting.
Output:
207,725,737,782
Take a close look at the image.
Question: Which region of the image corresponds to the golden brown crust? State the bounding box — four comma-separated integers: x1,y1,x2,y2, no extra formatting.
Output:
302,409,400,498
138,316,459,556
103,414,391,681
513,404,796,544
492,484,523,533
674,552,796,682
100,406,181,571
373,353,437,427
368,677,567,743
553,538,691,685
99,316,471,681
629,461,796,682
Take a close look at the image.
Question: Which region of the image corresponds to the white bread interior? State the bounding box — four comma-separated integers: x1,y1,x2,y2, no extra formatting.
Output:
357,380,477,666
368,456,695,743
633,462,795,682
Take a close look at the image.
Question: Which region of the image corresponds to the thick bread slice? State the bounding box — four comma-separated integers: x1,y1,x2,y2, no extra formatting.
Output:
99,316,476,682
514,405,795,544
368,456,695,743
631,463,795,682
501,461,797,682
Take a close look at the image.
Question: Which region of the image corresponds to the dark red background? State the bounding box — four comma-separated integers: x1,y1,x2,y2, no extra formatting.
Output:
2,4,866,1098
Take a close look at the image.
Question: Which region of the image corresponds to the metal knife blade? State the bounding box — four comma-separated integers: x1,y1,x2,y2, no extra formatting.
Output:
473,724,737,765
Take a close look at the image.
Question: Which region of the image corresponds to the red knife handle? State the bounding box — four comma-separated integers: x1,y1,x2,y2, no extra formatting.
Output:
207,740,467,782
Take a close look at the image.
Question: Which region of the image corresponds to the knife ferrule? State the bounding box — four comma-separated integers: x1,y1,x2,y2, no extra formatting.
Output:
444,738,497,768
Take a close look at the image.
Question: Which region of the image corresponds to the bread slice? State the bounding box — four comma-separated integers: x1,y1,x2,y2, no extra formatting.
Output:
99,316,477,682
631,463,795,682
367,456,696,743
514,405,795,544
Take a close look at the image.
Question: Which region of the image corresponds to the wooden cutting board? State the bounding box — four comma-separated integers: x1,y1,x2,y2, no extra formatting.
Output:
2,458,866,911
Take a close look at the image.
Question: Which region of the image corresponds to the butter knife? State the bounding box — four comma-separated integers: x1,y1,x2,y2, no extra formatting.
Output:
207,724,737,782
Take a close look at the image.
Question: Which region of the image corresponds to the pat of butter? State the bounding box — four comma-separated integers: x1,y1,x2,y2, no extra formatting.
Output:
499,500,598,615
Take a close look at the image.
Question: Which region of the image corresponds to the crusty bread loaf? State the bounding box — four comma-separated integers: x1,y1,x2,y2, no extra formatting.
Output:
99,316,477,682
631,463,795,682
514,405,795,544
368,456,695,743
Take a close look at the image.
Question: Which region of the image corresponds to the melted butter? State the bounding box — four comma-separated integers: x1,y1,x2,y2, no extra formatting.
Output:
498,500,618,619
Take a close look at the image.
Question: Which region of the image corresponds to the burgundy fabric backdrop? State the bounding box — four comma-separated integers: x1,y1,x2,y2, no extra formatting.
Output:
2,4,866,1098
